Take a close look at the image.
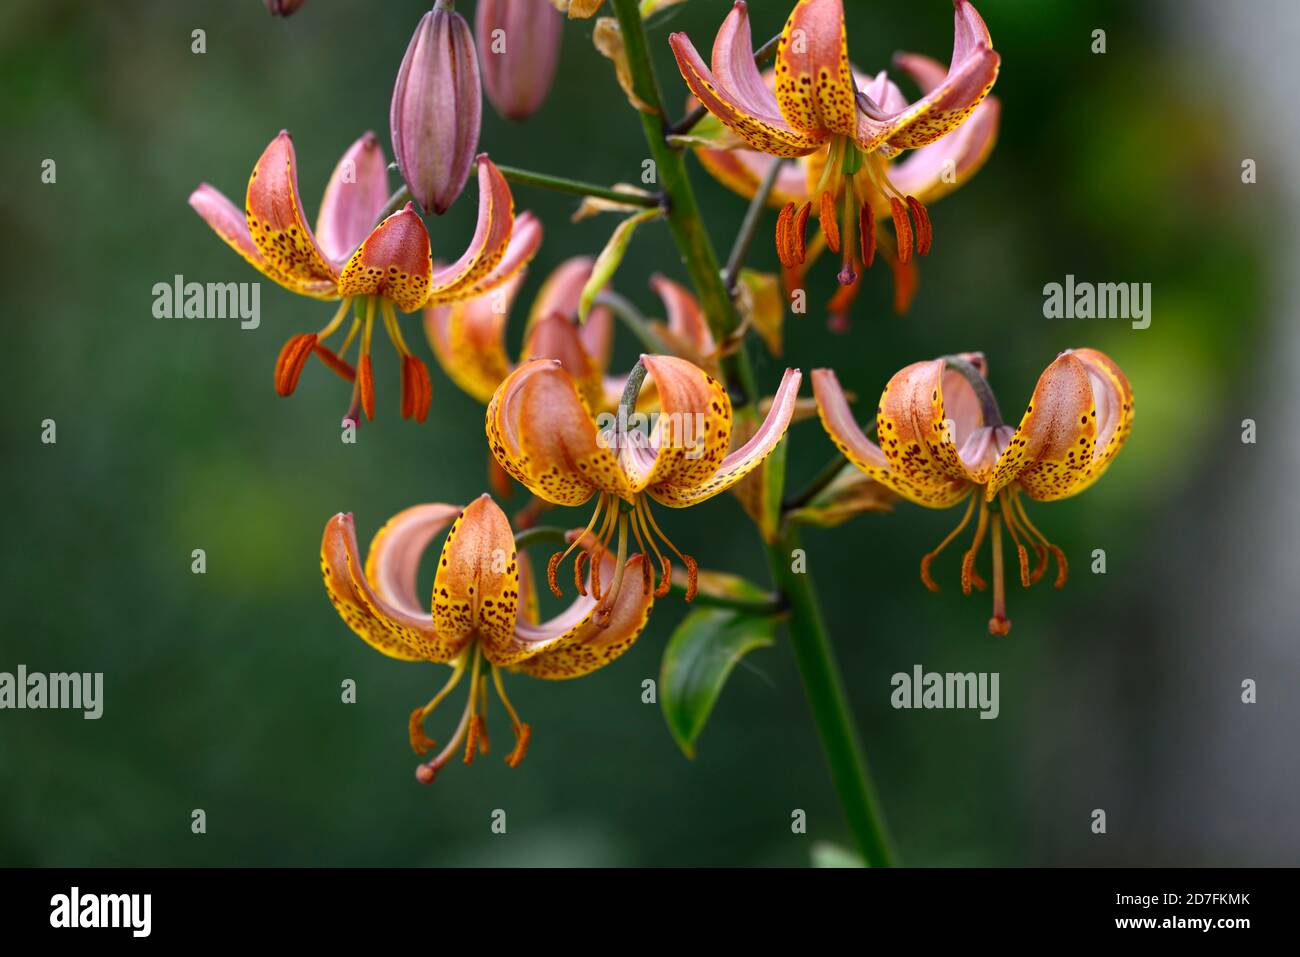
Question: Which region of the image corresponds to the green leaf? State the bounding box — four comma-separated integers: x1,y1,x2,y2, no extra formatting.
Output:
578,207,661,323
660,587,775,759
811,841,866,868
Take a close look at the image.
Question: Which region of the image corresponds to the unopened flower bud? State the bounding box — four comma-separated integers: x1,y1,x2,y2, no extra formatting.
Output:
390,2,482,215
476,0,563,122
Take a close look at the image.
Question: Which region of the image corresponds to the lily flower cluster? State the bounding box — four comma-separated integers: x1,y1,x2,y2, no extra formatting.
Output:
188,0,1134,787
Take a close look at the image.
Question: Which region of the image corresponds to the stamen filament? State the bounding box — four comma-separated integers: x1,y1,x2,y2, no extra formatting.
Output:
637,497,697,601
999,490,1033,588
317,296,354,340
595,513,631,626
462,647,483,765
961,497,990,596
920,491,979,592
491,666,533,768
408,655,469,754
1010,492,1068,588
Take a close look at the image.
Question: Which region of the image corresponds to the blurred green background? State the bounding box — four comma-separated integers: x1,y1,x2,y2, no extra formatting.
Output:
2,0,1297,866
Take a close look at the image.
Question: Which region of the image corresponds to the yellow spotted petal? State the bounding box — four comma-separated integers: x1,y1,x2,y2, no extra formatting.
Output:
336,203,433,312
775,0,857,137
811,367,968,508
622,355,731,496
245,131,340,296
510,549,654,679
432,495,521,660
669,5,827,158
987,349,1134,502
321,508,468,662
648,367,802,508
487,359,634,504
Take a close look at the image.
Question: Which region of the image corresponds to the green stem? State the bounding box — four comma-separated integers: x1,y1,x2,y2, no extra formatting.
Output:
942,355,1004,427
608,0,756,406
783,455,850,512
495,164,662,209
766,524,897,867
724,157,786,294
611,0,895,866
594,290,671,354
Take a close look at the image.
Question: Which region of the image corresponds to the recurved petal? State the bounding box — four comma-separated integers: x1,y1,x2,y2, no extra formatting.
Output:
887,82,999,204
649,367,802,508
509,549,654,678
487,359,634,504
877,358,986,491
321,509,468,662
853,0,1000,152
432,495,521,657
336,202,433,312
775,0,857,136
424,155,517,304
315,132,391,266
620,355,732,496
424,268,524,405
669,7,827,158
650,275,717,358
811,367,968,508
189,183,291,287
987,349,1134,501
245,131,340,294
466,210,543,300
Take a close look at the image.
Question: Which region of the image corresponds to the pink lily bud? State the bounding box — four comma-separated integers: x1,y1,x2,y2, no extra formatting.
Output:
264,0,307,15
391,2,482,215
475,0,563,122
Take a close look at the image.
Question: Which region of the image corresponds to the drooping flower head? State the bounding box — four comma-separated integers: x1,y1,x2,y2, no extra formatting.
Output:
670,0,999,309
189,131,540,423
323,494,654,782
487,356,801,604
813,350,1133,635
690,63,999,328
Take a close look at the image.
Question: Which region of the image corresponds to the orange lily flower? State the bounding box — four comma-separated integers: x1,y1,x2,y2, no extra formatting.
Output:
812,350,1133,635
486,355,801,602
671,0,999,306
425,257,716,410
322,494,654,782
691,63,999,326
189,130,540,422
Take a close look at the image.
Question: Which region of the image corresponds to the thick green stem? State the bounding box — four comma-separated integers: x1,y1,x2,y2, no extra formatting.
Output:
496,164,662,208
610,0,895,866
766,524,897,867
609,0,756,406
